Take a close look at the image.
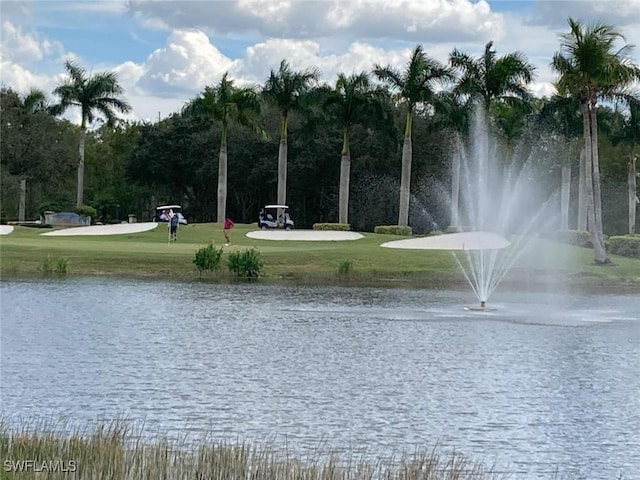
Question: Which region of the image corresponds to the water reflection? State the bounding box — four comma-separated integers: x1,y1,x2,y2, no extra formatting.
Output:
1,278,639,479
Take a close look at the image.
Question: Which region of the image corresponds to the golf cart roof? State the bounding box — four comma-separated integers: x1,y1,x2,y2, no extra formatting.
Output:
156,205,182,211
264,204,288,209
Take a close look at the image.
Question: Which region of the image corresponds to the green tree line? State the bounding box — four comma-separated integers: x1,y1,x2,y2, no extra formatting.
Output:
2,18,639,263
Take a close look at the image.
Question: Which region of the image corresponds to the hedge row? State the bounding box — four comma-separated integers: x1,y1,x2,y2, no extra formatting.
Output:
608,235,640,259
374,225,412,236
312,223,351,231
555,230,592,248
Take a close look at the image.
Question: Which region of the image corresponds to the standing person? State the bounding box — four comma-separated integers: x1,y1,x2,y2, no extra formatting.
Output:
223,217,234,246
169,209,179,242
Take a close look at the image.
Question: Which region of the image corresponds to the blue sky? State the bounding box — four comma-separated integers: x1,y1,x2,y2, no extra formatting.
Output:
2,0,639,122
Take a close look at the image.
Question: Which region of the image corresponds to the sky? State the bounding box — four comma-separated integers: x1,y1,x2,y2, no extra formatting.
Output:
1,0,639,124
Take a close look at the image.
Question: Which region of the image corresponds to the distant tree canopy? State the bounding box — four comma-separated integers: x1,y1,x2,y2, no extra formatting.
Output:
1,25,638,236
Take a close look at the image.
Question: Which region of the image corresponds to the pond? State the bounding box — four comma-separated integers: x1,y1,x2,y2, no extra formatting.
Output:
1,278,639,479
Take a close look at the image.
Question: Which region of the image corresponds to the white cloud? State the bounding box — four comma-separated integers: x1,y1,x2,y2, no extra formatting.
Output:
0,21,63,63
137,29,237,94
126,0,503,43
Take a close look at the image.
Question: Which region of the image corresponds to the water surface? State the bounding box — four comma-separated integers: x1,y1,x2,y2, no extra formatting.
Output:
1,278,639,479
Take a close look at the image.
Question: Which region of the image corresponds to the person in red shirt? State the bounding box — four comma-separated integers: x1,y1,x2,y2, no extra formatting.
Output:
223,217,234,246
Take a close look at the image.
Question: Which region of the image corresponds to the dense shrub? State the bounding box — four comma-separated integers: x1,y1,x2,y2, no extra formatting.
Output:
75,205,97,222
374,225,412,236
193,243,224,272
608,235,640,258
555,230,592,248
227,248,263,277
313,223,351,231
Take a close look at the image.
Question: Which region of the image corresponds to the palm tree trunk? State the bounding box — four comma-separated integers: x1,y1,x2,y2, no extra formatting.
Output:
277,113,288,209
18,176,27,222
589,105,608,263
217,122,228,223
398,111,413,227
338,128,350,225
76,125,87,207
630,154,637,235
577,145,587,230
560,163,571,230
450,133,461,228
581,103,597,247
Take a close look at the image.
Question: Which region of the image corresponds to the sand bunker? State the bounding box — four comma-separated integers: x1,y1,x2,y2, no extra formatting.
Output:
0,225,15,235
41,222,159,236
381,231,510,251
246,230,364,241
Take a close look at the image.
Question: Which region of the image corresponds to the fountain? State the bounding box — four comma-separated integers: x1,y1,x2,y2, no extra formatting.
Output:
382,107,560,310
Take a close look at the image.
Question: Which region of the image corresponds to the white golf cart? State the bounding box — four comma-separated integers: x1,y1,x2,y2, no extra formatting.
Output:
258,204,294,230
153,205,188,225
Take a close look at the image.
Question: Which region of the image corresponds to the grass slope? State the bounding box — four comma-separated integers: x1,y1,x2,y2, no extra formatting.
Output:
1,223,639,288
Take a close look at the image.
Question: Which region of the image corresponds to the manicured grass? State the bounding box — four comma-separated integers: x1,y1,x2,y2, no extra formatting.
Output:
1,222,639,288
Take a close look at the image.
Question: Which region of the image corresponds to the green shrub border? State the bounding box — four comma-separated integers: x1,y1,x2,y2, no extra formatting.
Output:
374,225,412,236
312,223,351,231
608,235,640,259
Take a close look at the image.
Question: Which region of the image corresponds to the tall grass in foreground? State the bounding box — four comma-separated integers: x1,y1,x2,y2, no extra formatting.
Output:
0,419,502,479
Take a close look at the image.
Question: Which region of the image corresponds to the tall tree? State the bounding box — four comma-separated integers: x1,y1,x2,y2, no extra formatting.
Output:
322,72,393,224
449,41,534,226
538,93,584,231
610,99,640,234
3,89,49,221
52,61,131,207
430,91,472,228
262,60,319,208
552,18,640,263
185,72,263,222
375,45,453,227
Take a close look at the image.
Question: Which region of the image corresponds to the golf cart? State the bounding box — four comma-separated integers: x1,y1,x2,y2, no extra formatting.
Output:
153,205,188,225
258,204,294,230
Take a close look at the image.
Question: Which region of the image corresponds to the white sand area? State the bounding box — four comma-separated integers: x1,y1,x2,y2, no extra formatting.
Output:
381,231,510,250
0,225,15,235
247,230,364,241
41,222,159,236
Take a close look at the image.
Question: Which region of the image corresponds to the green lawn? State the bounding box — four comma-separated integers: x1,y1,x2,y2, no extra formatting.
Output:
1,222,639,288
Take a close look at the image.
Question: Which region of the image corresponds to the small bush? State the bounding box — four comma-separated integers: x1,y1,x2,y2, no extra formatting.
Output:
555,230,592,248
227,248,263,277
608,235,640,258
55,257,68,275
428,230,443,236
41,255,54,275
193,243,224,272
337,260,353,275
446,225,460,233
374,225,412,236
75,205,97,222
41,255,68,275
313,223,351,231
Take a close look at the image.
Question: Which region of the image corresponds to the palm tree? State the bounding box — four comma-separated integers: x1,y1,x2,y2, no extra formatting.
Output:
430,91,472,228
539,93,585,231
185,72,263,223
52,61,131,207
12,89,49,221
449,41,534,193
449,41,535,111
374,45,453,227
263,60,319,209
322,72,393,224
551,18,640,263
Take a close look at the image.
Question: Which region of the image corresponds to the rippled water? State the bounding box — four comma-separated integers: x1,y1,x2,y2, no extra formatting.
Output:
1,278,639,479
